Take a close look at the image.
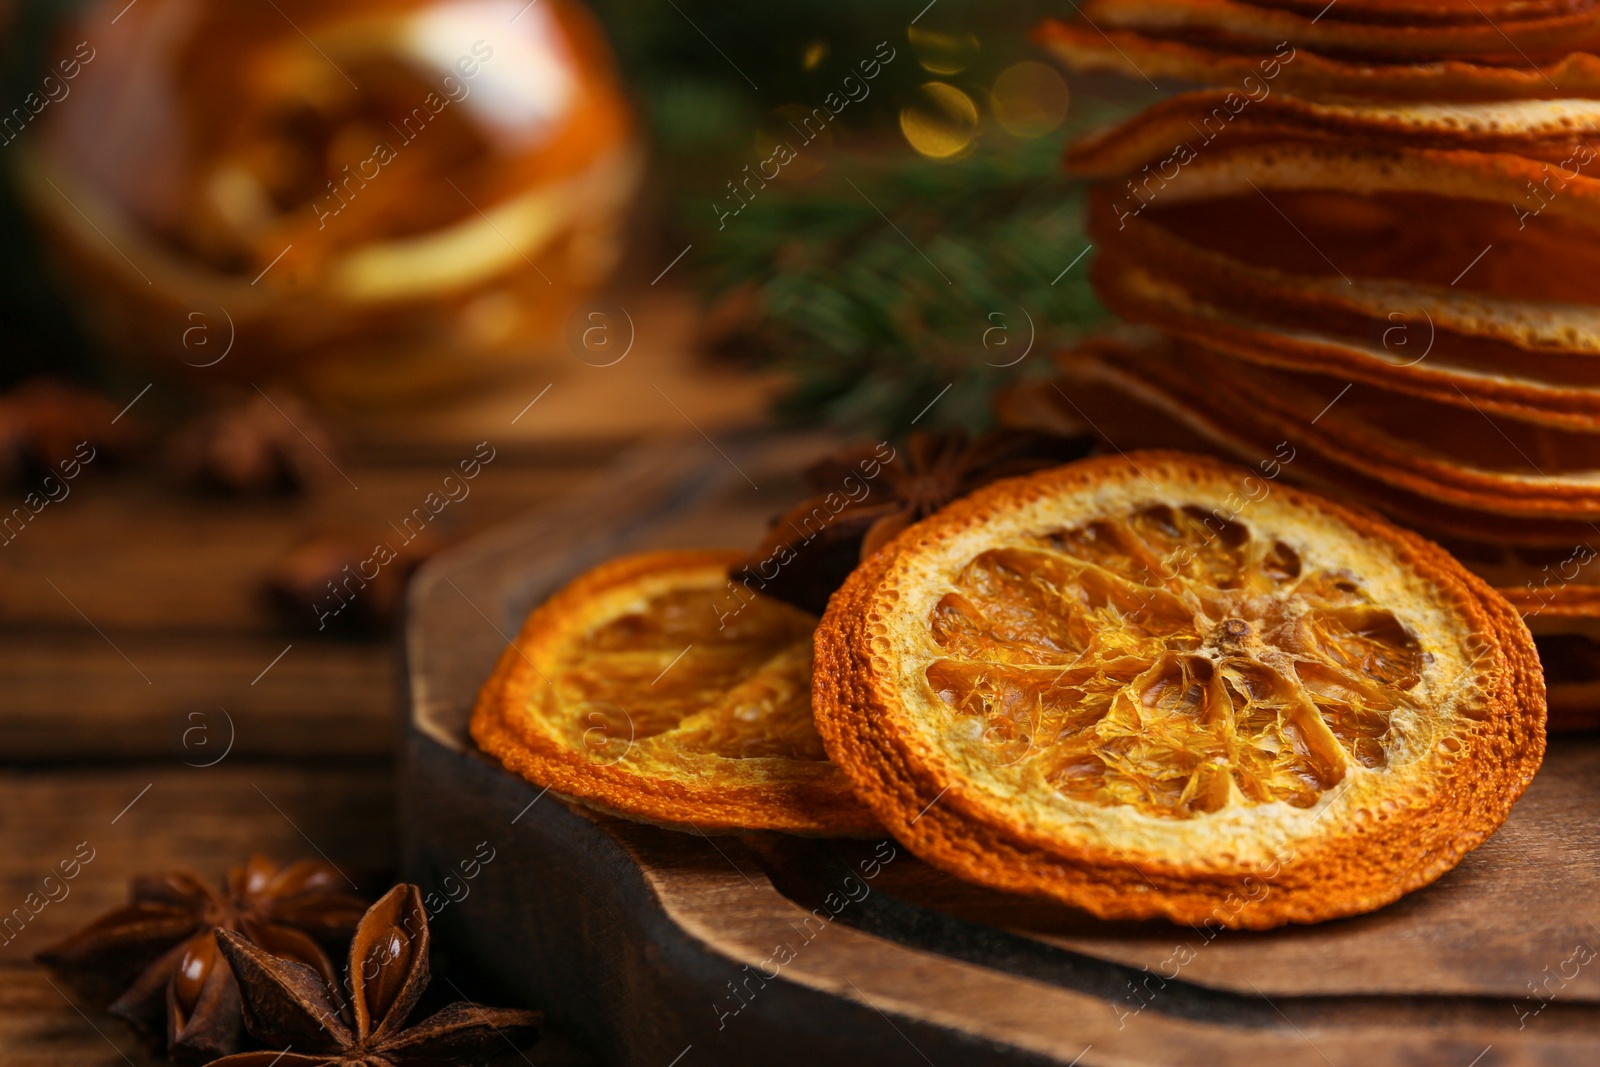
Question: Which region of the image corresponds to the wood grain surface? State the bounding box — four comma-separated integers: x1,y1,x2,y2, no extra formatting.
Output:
0,443,711,761
787,740,1600,1002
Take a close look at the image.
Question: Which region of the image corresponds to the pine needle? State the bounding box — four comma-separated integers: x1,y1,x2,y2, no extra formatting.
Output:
694,113,1127,437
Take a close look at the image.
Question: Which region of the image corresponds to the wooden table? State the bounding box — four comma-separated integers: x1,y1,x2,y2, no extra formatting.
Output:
0,292,788,1065
10,301,1598,1063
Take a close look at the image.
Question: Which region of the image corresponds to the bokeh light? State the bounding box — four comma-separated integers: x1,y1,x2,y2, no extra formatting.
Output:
907,26,979,75
991,61,1069,138
899,81,979,160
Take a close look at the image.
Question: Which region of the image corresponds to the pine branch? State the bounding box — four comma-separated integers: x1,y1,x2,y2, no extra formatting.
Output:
692,116,1126,437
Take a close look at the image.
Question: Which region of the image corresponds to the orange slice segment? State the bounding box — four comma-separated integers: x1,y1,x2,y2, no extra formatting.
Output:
814,453,1545,926
472,550,879,835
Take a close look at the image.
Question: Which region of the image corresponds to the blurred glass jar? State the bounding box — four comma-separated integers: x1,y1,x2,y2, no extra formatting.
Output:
17,0,640,407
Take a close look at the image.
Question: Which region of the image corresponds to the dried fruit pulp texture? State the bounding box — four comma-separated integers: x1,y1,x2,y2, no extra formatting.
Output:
926,504,1425,820
555,587,826,764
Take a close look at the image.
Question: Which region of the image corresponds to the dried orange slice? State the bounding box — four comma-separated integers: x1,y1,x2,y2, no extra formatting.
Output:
1086,235,1600,432
1251,0,1600,25
1032,17,1600,101
472,550,878,835
814,453,1545,926
1080,0,1600,58
1034,340,1600,553
1068,92,1600,174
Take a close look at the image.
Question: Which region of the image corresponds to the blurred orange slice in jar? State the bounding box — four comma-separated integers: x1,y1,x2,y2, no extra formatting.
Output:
472,550,880,836
814,453,1545,926
18,0,641,405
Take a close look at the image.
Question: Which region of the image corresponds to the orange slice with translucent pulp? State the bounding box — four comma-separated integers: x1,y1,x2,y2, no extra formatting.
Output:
472,550,878,835
814,452,1545,926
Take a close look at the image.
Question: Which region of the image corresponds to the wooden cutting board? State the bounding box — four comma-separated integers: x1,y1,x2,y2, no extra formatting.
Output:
400,435,1600,1067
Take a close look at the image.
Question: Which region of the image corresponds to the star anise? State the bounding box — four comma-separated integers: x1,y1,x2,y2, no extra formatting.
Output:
265,530,442,637
168,393,338,495
0,377,143,486
35,856,368,1063
732,429,1091,615
206,884,541,1066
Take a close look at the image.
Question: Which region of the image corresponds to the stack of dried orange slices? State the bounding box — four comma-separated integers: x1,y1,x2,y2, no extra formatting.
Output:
1012,0,1600,726
473,454,1546,927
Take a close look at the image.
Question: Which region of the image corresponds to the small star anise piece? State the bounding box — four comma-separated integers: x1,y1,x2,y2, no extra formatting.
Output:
168,393,338,495
732,429,1091,614
0,378,143,486
35,856,368,1064
208,884,541,1067
264,530,443,638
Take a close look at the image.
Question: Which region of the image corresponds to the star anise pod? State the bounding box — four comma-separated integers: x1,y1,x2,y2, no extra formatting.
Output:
168,393,338,495
732,429,1091,615
265,530,443,638
35,856,368,1063
0,377,143,486
207,884,541,1066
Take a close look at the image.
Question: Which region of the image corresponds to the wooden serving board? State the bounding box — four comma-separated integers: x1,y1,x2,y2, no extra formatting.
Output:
400,435,1600,1066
